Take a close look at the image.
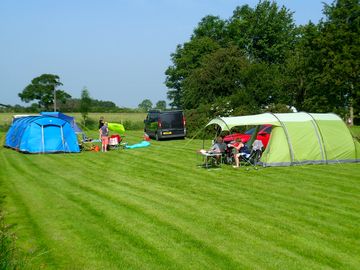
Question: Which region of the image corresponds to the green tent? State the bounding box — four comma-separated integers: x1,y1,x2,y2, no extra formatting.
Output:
206,112,360,167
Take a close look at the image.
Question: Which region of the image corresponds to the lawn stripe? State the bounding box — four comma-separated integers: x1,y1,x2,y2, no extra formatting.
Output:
1,132,360,269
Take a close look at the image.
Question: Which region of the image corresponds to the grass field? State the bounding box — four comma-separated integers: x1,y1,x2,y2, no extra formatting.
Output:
0,112,146,127
1,129,360,269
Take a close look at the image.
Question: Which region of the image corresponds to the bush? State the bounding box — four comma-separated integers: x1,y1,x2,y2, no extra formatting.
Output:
0,124,10,133
185,105,212,139
122,120,144,130
77,117,98,131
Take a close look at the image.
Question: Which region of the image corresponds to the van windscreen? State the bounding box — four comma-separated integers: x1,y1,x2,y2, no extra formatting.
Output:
160,112,183,129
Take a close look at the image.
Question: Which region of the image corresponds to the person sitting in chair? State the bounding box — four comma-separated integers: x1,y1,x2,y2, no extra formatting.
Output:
229,138,244,168
198,136,226,164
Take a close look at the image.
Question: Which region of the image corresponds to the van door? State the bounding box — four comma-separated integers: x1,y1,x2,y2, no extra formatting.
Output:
159,111,185,138
148,112,159,137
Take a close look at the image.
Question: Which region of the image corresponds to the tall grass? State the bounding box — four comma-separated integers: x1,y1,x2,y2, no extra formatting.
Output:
0,209,17,269
0,190,26,269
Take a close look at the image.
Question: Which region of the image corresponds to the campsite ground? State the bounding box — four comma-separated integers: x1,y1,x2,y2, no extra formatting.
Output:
1,128,360,269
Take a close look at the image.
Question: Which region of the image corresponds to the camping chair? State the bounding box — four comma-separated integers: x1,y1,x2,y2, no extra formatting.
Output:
240,140,263,169
76,133,97,151
108,134,122,150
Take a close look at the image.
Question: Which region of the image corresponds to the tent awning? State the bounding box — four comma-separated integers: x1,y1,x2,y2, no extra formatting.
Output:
205,112,341,131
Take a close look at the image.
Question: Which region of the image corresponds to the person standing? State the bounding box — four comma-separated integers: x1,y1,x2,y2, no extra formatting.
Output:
99,122,109,152
98,116,105,129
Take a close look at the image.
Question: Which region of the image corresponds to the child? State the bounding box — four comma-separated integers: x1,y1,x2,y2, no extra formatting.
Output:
99,122,109,152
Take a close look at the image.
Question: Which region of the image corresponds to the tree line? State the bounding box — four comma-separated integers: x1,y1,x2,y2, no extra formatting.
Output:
2,73,166,114
165,0,360,128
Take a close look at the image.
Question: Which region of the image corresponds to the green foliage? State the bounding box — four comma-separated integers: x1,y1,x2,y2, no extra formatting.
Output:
18,74,71,111
192,15,228,45
138,99,153,112
228,1,296,64
165,37,221,108
166,0,360,124
80,87,92,127
155,100,166,111
182,46,248,109
122,120,144,130
165,0,298,121
184,104,212,138
315,0,360,117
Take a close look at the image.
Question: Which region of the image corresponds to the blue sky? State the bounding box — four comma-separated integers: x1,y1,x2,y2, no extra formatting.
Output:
0,0,332,108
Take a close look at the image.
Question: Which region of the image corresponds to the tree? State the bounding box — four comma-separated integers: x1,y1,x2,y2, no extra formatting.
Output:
165,1,297,108
80,87,92,127
192,15,228,45
155,100,166,111
281,22,322,111
182,46,249,109
18,74,71,111
228,0,297,64
314,0,360,118
165,37,221,108
138,99,153,112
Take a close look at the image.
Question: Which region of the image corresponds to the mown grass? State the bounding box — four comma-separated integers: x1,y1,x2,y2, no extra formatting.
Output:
1,130,360,269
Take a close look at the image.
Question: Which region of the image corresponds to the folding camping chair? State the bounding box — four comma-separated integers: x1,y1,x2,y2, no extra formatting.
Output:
108,134,122,150
240,140,263,169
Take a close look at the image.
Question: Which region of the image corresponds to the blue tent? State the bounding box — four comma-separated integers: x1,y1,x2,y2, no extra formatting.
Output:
5,116,80,153
40,112,83,133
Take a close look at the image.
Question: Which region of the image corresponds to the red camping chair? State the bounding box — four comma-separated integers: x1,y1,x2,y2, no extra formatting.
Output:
108,134,122,149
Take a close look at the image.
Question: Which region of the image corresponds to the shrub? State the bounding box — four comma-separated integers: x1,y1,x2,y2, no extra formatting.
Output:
185,104,213,139
122,120,144,130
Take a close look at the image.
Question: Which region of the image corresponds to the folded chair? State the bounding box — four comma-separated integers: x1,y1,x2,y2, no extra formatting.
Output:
108,134,122,150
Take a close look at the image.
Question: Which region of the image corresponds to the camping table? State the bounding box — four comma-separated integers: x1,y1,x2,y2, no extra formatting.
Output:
197,151,222,168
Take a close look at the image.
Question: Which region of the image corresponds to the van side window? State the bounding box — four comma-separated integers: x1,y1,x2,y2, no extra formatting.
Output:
149,113,157,122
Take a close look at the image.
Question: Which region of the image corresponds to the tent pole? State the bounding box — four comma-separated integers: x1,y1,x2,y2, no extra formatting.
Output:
41,125,45,154
303,112,327,164
60,125,65,152
247,125,260,148
269,113,295,165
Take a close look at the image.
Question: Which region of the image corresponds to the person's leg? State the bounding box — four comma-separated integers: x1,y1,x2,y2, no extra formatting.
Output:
101,137,106,152
233,154,240,168
104,137,109,152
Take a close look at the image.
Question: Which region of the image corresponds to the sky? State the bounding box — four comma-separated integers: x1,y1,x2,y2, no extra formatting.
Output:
0,0,332,108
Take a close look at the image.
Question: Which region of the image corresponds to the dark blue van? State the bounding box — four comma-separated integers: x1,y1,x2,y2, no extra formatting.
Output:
144,110,186,140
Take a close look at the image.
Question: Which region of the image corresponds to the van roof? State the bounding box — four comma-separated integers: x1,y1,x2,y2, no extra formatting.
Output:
148,110,183,113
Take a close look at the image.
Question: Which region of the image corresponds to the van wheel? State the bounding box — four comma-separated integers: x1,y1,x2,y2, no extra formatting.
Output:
155,132,160,141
